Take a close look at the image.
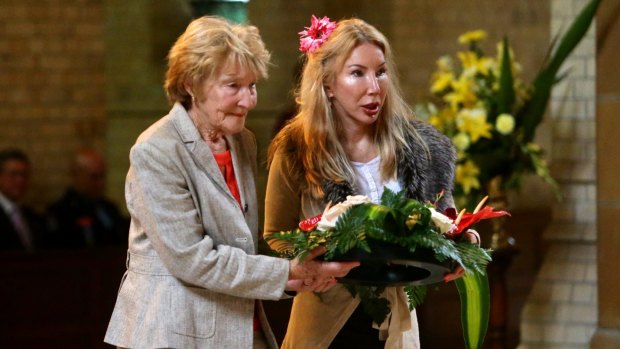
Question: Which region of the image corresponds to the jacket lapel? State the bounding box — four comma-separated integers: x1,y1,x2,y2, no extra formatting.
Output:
228,132,260,248
227,133,248,213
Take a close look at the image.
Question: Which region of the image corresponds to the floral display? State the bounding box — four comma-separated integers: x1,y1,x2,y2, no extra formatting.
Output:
416,0,601,209
267,189,509,349
298,15,337,54
418,31,556,209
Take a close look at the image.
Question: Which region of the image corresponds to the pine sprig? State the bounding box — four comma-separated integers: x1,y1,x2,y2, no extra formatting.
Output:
326,205,371,258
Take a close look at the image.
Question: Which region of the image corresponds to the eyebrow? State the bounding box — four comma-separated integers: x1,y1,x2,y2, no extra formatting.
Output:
346,62,387,69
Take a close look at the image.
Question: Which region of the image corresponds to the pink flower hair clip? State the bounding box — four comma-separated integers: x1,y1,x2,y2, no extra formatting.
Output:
298,15,337,54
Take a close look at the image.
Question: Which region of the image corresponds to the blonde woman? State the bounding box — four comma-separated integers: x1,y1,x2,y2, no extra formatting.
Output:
265,17,478,349
104,16,358,349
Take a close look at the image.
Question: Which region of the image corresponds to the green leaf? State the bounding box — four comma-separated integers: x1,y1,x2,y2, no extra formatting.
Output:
455,273,491,349
521,0,601,142
496,37,515,115
344,284,390,325
328,207,369,258
405,285,427,310
380,187,403,207
456,242,493,275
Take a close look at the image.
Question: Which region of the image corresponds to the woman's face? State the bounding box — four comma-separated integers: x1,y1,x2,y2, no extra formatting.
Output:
326,42,388,131
192,62,258,136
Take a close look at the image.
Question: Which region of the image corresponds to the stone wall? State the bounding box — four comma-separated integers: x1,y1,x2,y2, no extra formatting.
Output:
591,0,620,347
0,0,105,211
518,1,599,348
0,0,553,217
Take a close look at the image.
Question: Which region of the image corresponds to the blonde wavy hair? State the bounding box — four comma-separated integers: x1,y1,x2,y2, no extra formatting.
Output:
165,16,270,109
269,18,426,199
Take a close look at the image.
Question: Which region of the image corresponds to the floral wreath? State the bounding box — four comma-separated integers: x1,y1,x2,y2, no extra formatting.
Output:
298,15,337,54
267,189,509,349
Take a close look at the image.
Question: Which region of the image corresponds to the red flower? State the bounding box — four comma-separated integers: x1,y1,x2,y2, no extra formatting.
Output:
447,206,510,237
299,214,322,232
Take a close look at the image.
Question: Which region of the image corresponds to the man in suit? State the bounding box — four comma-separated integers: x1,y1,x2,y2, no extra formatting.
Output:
0,148,46,252
47,148,128,248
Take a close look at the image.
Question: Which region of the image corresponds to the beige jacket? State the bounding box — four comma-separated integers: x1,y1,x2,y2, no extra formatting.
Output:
105,103,290,349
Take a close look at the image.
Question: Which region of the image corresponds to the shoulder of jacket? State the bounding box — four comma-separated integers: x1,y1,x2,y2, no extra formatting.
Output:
409,120,454,153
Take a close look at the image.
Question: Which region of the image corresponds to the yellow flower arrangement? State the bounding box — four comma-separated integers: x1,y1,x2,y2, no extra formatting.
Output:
417,0,601,209
419,31,554,208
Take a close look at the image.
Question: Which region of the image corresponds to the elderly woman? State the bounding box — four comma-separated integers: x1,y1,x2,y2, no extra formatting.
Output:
264,17,479,349
104,16,358,349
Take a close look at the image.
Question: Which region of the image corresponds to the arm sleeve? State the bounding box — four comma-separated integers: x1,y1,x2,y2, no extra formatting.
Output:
263,149,303,253
127,141,290,300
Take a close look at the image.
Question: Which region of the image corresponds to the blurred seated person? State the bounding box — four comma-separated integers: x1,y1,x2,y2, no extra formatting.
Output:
47,148,128,248
0,148,47,252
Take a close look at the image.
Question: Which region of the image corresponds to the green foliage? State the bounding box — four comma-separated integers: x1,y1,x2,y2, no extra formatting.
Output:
497,37,515,115
379,187,405,207
456,273,491,349
405,285,428,310
418,0,600,210
521,0,602,142
457,242,493,275
267,228,330,261
325,206,370,259
266,188,494,326
344,284,391,325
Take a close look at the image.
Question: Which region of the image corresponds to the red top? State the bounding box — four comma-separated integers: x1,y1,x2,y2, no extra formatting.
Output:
213,150,260,332
213,150,242,208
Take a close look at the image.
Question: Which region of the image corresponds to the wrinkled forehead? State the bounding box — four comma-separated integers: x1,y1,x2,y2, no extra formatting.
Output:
214,58,258,81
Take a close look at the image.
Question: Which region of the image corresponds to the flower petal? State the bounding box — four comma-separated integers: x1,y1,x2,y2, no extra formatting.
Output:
453,206,511,235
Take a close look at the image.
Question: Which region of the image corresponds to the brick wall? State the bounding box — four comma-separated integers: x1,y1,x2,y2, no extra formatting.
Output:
0,0,553,216
518,1,598,348
0,0,105,211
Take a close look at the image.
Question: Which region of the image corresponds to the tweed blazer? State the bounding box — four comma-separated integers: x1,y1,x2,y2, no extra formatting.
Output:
105,103,290,349
264,120,456,349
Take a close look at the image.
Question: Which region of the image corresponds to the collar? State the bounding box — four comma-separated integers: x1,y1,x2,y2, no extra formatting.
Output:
0,191,17,215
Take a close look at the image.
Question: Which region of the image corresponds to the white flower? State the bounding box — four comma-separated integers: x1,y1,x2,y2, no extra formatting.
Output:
317,195,372,231
428,207,457,234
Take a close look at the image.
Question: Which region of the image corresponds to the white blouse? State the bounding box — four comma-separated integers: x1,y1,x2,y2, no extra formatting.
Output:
351,155,402,203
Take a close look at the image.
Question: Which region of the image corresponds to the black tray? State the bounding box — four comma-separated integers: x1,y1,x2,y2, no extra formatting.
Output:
328,239,452,286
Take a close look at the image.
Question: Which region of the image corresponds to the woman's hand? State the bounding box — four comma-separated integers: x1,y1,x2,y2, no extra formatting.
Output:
286,246,359,292
443,229,481,282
